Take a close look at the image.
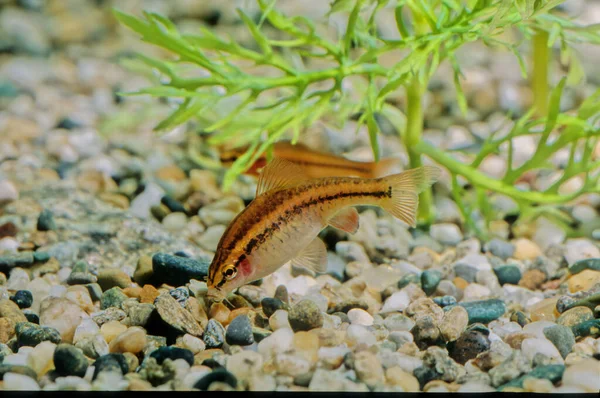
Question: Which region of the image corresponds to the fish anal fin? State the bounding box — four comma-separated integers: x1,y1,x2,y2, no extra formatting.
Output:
328,207,360,234
256,157,310,196
290,238,328,273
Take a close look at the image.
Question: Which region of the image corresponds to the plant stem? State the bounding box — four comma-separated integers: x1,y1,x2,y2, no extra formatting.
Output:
532,29,550,118
405,78,434,224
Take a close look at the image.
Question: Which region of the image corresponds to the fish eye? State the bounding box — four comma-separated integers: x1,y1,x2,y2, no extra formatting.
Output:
223,266,237,280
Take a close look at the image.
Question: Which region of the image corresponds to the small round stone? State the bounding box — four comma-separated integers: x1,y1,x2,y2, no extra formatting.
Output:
288,300,323,332
53,343,89,377
152,253,208,287
543,325,575,359
203,319,226,349
16,322,61,348
448,330,490,365
37,209,56,232
493,265,522,286
194,368,238,390
149,346,194,366
261,297,287,318
439,306,469,342
100,287,128,310
97,269,132,291
100,321,127,344
347,308,374,326
421,270,442,296
10,290,33,309
557,306,593,327
108,326,147,354
91,353,129,380
225,315,254,346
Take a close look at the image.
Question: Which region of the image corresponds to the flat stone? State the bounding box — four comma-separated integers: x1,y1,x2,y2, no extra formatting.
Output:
543,325,575,359
152,253,209,286
459,299,506,325
155,292,203,337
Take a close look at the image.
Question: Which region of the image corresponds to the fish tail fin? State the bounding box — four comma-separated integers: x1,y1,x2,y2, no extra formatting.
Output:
370,157,402,178
380,166,441,227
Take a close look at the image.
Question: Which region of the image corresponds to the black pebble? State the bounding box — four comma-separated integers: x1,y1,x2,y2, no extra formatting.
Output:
201,358,224,369
10,290,33,309
152,253,209,286
413,366,441,389
53,344,88,377
161,196,187,213
261,297,287,318
16,323,61,348
225,315,254,346
55,117,81,130
23,311,39,324
37,209,56,231
448,330,491,365
92,353,129,380
194,368,237,390
149,346,194,366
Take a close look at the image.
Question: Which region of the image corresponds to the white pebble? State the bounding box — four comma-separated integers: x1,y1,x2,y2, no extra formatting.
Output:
269,310,291,331
73,318,101,343
2,354,29,367
257,327,294,358
0,180,19,203
162,212,188,231
381,290,410,313
346,324,377,347
48,285,67,298
430,223,463,245
462,283,491,300
7,268,30,290
183,371,211,389
3,373,40,390
182,334,205,354
0,237,20,252
521,338,563,364
522,321,556,340
347,309,374,326
561,359,600,392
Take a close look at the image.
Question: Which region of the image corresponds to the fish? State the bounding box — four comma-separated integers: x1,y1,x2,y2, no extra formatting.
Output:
206,158,440,302
219,141,400,179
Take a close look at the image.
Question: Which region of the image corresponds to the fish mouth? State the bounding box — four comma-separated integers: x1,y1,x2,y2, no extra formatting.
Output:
206,287,225,303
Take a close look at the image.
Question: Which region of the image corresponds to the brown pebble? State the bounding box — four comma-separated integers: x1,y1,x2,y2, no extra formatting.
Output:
0,317,16,343
504,332,535,349
97,269,132,290
185,297,209,330
557,306,594,327
228,307,254,325
133,255,153,286
109,326,147,354
209,303,230,325
0,299,28,325
529,297,558,322
140,285,160,304
568,270,600,293
18,242,35,251
0,222,18,239
156,165,186,182
123,287,142,299
518,269,547,290
99,193,130,209
453,277,469,290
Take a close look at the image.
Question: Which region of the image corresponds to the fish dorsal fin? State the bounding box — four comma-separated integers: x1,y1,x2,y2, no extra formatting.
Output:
256,157,310,196
290,238,328,273
328,207,360,235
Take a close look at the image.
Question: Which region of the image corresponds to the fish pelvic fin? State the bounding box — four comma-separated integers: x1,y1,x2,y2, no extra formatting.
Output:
290,238,328,273
380,165,441,227
328,207,360,234
370,157,402,178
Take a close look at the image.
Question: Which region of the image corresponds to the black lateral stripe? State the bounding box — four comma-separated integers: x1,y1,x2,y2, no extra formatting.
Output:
242,188,391,255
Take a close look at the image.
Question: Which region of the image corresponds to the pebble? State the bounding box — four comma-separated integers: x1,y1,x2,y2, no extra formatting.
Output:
258,328,294,358
194,368,238,390
162,212,188,231
430,223,463,245
421,270,442,296
385,366,420,392
97,269,131,290
261,297,288,318
497,364,565,391
568,258,600,275
154,292,203,337
454,264,478,283
93,307,127,326
345,324,377,347
353,350,384,387
100,321,128,344
124,302,155,327
439,306,469,342
36,209,56,232
3,372,40,390
288,300,323,332
16,322,61,347
493,265,522,286
0,180,19,205
543,325,575,359
152,253,209,286
140,285,160,304
269,309,291,331
564,239,600,265
382,314,415,332
513,239,542,260
561,358,600,392
274,353,311,377
53,343,88,377
209,302,230,325
381,290,410,313
484,239,515,260
100,287,128,310
347,308,373,326
133,256,153,286
448,329,490,365
27,340,55,376
149,346,194,366
225,315,254,346
109,326,147,354
557,306,593,327
459,299,506,324
181,334,205,354
91,353,129,380
518,269,546,290
203,319,226,349
226,350,263,383
521,338,563,364
567,269,600,293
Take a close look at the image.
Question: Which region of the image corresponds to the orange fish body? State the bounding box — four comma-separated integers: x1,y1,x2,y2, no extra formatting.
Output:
219,141,399,179
206,158,439,302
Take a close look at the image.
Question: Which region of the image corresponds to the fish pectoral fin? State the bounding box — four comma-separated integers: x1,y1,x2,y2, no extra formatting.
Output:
290,238,328,273
256,157,311,196
328,207,360,234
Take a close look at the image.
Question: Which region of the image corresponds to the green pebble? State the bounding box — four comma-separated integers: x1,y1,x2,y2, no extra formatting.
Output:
421,270,442,296
569,258,600,275
497,364,565,391
493,265,522,286
100,287,128,310
86,283,103,302
565,292,600,312
571,319,600,339
543,325,575,359
398,273,421,289
32,252,50,263
71,261,89,274
459,299,506,325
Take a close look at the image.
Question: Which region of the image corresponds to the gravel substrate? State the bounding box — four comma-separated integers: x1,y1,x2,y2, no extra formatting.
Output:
1,0,599,392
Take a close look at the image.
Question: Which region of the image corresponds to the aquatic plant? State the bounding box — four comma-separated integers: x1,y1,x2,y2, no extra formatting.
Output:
113,0,600,237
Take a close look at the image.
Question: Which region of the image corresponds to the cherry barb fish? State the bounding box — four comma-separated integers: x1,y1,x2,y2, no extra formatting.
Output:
206,158,440,302
219,141,400,179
